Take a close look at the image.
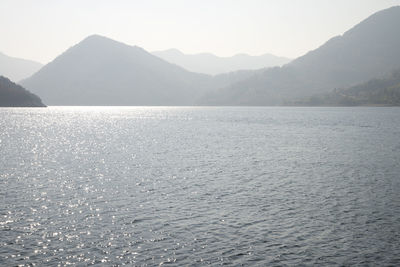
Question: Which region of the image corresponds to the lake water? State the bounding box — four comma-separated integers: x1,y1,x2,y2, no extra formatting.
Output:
1,106,400,266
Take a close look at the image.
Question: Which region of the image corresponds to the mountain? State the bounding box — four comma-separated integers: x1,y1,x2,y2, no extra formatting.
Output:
21,35,210,105
293,70,400,106
205,6,400,105
21,35,255,106
152,49,291,75
0,52,43,82
0,76,45,107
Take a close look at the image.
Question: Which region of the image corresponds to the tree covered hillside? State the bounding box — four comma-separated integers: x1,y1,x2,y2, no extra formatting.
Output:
0,76,45,107
292,70,400,106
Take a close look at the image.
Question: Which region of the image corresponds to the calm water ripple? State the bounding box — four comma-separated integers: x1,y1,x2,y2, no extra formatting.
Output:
1,106,400,266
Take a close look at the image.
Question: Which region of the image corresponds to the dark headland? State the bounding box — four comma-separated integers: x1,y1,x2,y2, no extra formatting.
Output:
0,76,46,107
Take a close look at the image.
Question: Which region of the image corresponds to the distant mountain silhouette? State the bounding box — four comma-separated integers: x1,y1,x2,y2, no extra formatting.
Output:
21,35,253,105
152,49,291,75
0,52,43,82
204,6,400,105
0,76,45,107
20,6,400,106
21,35,211,105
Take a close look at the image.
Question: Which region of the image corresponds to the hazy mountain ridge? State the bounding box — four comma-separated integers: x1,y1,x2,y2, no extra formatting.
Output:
0,52,43,82
152,49,291,75
0,76,45,107
21,35,213,105
20,6,400,106
21,35,263,106
205,6,400,105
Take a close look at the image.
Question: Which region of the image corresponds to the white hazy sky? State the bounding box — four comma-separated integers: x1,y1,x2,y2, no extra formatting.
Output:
1,0,399,64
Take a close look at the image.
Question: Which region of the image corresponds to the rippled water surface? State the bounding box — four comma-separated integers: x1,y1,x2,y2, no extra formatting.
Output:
1,107,400,266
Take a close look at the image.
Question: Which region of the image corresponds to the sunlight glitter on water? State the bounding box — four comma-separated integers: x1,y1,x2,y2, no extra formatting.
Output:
1,107,400,266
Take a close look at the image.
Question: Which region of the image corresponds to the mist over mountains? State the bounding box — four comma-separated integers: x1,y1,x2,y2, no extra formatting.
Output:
21,35,264,106
0,52,43,82
205,6,400,105
21,35,213,105
18,6,400,106
152,49,291,75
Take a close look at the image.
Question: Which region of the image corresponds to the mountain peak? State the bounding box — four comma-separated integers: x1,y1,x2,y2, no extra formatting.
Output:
82,34,116,43
79,34,126,47
21,35,214,105
55,34,149,62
